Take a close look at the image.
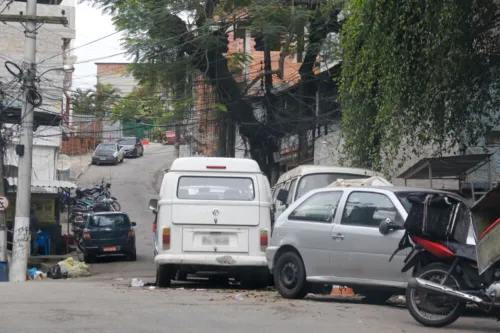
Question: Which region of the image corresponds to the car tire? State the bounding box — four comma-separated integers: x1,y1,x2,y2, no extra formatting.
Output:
114,158,118,165
274,251,309,299
140,148,144,156
84,254,95,264
156,264,172,288
127,249,137,261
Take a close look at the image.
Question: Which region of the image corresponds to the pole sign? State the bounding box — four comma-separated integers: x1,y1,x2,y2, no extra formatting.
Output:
0,196,9,212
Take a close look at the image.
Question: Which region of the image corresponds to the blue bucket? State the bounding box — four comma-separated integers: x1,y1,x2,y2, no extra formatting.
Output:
0,261,8,282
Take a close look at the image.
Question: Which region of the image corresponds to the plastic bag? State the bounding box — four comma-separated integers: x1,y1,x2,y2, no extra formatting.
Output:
47,264,63,279
131,278,144,287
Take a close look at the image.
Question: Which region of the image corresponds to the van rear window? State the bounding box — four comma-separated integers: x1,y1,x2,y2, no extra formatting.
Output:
177,176,255,201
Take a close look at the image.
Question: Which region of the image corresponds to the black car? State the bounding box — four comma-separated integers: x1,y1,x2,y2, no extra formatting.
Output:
82,212,137,262
117,137,144,158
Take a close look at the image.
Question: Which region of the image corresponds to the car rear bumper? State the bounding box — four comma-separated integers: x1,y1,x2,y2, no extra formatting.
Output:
85,243,134,256
123,150,136,157
154,253,267,267
92,157,117,164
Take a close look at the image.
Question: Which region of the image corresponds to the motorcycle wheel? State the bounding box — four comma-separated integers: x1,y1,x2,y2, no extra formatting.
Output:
406,262,466,328
76,235,86,253
111,201,121,211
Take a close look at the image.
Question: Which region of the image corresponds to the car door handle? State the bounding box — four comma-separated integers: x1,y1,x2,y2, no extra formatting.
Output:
332,233,344,240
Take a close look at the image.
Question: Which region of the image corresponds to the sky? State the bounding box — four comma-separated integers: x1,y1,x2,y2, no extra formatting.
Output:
72,2,128,90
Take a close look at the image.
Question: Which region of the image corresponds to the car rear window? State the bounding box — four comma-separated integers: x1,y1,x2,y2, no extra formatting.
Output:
118,138,136,145
89,214,131,228
177,176,255,201
296,173,370,200
97,144,115,152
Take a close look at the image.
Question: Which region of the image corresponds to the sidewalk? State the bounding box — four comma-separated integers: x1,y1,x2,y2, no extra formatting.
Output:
69,153,92,181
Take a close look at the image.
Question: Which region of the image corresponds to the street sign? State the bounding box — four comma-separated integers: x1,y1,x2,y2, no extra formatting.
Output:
0,196,9,212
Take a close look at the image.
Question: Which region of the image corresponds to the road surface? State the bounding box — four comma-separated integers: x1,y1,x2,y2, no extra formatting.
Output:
9,144,489,332
77,143,171,281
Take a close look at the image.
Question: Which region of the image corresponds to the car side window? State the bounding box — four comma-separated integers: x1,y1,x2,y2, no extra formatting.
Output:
286,179,297,205
288,191,343,223
341,191,404,228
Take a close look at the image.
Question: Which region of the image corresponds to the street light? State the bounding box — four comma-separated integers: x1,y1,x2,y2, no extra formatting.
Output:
37,64,75,79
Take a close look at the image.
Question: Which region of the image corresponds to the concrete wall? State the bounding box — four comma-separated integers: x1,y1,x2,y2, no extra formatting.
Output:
0,1,76,114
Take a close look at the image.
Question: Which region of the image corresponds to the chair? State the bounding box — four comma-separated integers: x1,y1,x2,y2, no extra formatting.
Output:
35,232,51,256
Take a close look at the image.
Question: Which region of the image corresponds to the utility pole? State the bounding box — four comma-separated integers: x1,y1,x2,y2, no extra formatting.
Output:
174,122,181,158
1,0,68,282
0,101,7,264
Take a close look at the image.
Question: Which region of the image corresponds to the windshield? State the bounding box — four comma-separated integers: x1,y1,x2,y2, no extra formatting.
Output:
97,144,116,152
177,176,255,201
88,214,131,228
118,138,136,145
295,173,370,200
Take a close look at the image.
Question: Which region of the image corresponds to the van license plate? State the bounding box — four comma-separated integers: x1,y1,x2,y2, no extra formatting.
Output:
202,235,230,246
103,246,116,252
100,157,106,161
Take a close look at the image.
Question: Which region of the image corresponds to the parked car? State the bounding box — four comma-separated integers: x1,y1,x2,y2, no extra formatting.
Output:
271,165,388,220
82,212,137,262
92,142,124,165
266,186,472,302
117,136,144,157
149,157,273,288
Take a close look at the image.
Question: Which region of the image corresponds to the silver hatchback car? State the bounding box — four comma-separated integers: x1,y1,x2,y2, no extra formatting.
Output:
266,186,471,302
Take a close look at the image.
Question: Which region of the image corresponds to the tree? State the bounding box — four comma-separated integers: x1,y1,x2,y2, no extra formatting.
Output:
84,0,343,178
72,82,121,118
339,0,500,173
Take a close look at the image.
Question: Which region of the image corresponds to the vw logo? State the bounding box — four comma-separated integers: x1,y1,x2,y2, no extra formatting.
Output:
212,208,219,217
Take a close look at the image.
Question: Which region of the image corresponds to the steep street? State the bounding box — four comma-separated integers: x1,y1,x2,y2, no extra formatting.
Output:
76,143,173,281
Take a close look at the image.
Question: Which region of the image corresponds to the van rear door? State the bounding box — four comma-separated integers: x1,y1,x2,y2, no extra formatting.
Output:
171,175,260,226
171,175,259,253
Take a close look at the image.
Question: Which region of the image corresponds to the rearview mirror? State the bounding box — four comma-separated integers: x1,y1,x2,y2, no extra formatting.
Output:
148,198,158,211
131,222,137,227
276,189,289,204
379,218,402,235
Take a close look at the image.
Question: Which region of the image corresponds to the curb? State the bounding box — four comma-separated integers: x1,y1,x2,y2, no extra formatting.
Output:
75,162,92,182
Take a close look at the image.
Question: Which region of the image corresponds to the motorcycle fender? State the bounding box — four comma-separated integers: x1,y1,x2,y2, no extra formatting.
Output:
401,247,427,273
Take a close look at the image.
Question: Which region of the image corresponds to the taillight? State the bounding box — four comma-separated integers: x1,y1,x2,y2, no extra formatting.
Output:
152,223,157,233
83,230,91,240
206,165,226,169
128,229,135,238
162,228,170,250
260,229,268,252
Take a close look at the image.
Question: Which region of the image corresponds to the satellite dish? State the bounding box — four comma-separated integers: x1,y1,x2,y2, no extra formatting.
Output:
56,154,71,171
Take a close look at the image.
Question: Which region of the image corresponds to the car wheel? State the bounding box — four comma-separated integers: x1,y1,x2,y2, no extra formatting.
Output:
84,254,95,264
156,264,172,288
113,158,118,165
127,249,137,261
140,148,144,156
274,251,309,299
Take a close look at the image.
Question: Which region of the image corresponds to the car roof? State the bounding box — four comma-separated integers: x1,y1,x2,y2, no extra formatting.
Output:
275,165,382,185
312,186,470,204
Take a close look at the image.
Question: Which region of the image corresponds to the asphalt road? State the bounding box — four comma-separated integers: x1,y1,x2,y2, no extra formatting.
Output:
77,143,172,282
19,144,490,332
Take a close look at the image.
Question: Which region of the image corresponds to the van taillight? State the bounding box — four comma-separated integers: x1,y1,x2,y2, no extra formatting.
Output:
162,228,171,250
128,229,135,238
83,230,91,240
260,229,268,252
152,223,157,233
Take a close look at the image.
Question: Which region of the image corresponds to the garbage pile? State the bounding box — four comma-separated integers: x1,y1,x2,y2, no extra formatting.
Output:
47,257,92,279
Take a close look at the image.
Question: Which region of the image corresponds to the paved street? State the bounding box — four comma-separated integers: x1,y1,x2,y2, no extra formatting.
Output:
4,143,494,332
77,142,171,281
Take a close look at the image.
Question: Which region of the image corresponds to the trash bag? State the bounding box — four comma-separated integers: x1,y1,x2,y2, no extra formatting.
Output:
28,267,37,280
55,258,92,278
47,264,63,279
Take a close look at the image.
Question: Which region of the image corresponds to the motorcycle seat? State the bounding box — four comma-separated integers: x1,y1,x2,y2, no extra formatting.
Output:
440,241,477,262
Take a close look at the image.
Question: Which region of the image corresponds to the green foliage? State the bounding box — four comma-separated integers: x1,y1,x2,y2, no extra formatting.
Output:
72,83,121,118
110,86,169,123
339,0,500,172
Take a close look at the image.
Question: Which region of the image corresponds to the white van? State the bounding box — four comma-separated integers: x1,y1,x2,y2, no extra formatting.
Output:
271,165,385,219
148,157,273,288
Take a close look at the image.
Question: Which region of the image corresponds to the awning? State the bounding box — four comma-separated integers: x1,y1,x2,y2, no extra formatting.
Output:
7,178,77,194
397,154,492,180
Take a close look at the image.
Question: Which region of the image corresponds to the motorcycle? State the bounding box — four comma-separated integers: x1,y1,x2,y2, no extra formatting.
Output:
389,187,500,327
